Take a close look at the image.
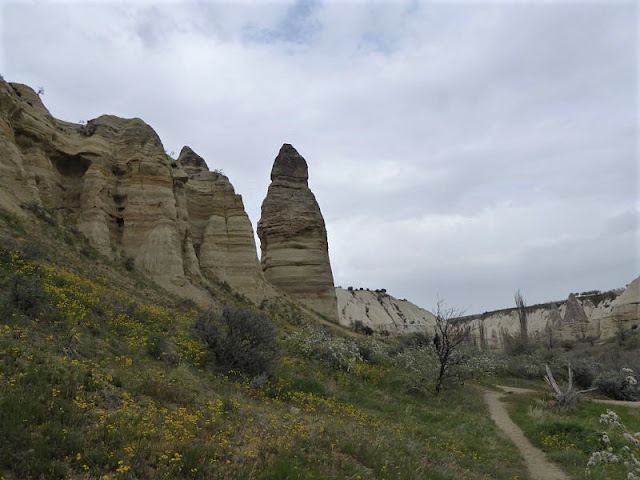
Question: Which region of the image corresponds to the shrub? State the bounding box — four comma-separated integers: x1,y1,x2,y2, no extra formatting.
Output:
353,320,373,335
462,350,508,380
3,272,50,319
22,240,47,260
587,410,640,479
504,354,545,379
570,358,599,389
593,368,640,401
22,201,55,226
195,305,277,376
288,327,362,372
146,333,176,363
356,337,392,366
123,257,135,271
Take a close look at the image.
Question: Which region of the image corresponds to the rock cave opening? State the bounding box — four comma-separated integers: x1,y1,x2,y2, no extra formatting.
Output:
51,153,91,178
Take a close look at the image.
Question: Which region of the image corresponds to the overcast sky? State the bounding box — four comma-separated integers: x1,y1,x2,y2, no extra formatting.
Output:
1,0,638,314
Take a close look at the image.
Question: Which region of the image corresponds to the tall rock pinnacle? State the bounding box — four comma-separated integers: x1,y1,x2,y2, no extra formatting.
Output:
257,144,338,322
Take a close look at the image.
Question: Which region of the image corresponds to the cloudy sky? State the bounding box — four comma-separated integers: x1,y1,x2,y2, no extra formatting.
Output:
1,0,637,314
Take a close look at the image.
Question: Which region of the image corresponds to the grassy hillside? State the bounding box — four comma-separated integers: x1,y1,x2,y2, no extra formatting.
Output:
0,205,531,480
2,203,638,480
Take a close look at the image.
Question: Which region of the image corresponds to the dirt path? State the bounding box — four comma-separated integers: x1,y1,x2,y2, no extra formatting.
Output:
591,398,640,408
483,390,568,480
495,385,640,409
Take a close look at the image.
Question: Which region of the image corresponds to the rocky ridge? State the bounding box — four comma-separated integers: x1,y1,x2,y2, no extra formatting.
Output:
461,280,640,349
336,288,436,333
257,144,338,322
0,78,271,304
337,279,639,347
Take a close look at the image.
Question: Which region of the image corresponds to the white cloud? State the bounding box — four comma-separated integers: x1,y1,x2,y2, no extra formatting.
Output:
1,0,636,313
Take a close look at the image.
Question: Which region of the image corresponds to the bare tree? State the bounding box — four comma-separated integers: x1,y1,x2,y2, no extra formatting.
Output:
433,298,473,395
544,364,597,409
514,290,528,347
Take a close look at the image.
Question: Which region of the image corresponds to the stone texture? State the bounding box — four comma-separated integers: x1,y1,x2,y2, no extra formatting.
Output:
590,277,640,338
460,279,640,349
0,78,269,304
178,146,268,297
336,288,436,333
257,144,338,322
561,293,590,339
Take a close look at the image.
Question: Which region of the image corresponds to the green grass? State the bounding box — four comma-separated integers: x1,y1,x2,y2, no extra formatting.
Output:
504,392,640,480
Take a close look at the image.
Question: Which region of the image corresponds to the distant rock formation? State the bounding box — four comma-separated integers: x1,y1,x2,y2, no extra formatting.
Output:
257,144,338,322
336,288,436,333
590,277,640,339
0,78,270,303
459,280,640,349
562,293,590,339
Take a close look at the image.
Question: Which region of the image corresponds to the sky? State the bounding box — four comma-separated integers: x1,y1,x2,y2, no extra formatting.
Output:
1,0,638,314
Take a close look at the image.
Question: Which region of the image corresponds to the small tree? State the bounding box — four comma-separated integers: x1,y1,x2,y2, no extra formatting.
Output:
433,298,473,395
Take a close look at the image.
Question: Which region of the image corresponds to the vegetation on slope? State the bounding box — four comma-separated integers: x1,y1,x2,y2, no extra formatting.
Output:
0,205,529,480
2,203,637,480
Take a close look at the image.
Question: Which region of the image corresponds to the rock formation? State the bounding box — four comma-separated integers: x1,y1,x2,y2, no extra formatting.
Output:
257,144,338,322
336,288,436,333
562,293,590,339
0,78,269,303
458,280,640,349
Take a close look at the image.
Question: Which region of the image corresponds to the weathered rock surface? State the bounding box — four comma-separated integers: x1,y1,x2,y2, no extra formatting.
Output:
178,146,268,297
336,288,436,333
460,279,639,349
0,78,269,303
257,144,338,322
337,279,638,345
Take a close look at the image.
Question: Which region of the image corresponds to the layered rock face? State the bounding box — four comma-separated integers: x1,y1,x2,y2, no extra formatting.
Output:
0,78,268,303
335,277,638,344
461,279,640,349
336,288,436,333
257,144,338,322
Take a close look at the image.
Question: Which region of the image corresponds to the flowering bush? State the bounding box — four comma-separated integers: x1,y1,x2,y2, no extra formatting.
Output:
587,410,640,479
356,337,392,366
288,327,362,372
461,350,509,380
594,368,640,401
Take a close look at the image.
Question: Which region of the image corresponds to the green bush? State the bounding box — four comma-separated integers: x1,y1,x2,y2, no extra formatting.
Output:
593,369,640,401
356,337,392,366
288,327,362,372
195,305,277,376
353,320,373,335
570,358,599,389
145,333,176,363
22,201,56,226
2,271,50,319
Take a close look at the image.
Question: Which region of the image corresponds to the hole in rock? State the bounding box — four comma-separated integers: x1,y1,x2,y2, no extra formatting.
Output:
51,153,91,178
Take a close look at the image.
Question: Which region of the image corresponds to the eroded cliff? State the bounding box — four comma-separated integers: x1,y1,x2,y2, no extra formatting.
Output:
336,288,436,333
0,78,270,303
462,280,640,349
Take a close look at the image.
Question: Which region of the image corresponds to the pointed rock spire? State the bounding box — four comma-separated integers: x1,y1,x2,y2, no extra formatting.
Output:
257,144,338,322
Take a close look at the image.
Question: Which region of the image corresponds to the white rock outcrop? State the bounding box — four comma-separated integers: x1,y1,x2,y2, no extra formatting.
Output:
336,288,436,333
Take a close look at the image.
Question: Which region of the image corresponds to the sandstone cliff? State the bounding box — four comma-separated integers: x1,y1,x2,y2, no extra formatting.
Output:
461,279,640,349
336,288,436,333
336,279,638,346
257,144,338,322
0,78,269,303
